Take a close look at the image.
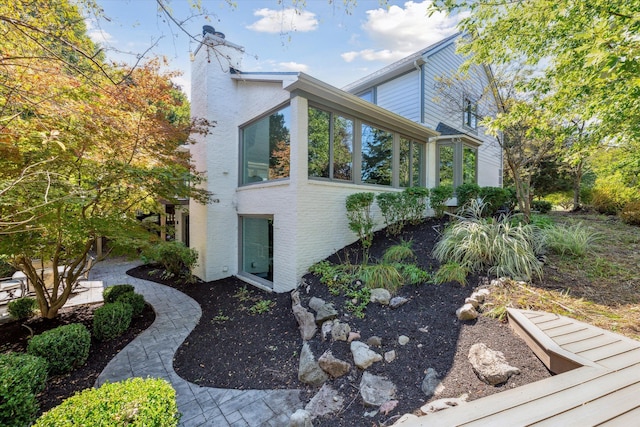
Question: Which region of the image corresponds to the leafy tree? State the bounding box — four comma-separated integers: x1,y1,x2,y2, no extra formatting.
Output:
0,0,212,318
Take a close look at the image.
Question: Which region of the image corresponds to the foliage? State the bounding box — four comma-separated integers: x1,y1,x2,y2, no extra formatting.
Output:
34,377,180,427
7,297,38,320
532,200,553,214
455,183,481,208
117,292,146,317
27,323,91,375
104,284,136,304
403,187,430,224
249,299,275,315
433,262,468,286
430,185,454,218
141,241,199,280
345,192,376,262
308,261,355,295
620,201,640,226
359,263,404,294
433,206,544,281
591,174,638,215
376,192,406,235
343,284,371,319
0,352,48,427
0,259,15,278
528,214,555,230
478,186,511,216
543,223,602,257
382,240,415,264
93,302,133,341
394,263,431,285
0,0,212,319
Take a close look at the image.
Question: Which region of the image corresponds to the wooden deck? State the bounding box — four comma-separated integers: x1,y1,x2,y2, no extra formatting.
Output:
396,308,640,426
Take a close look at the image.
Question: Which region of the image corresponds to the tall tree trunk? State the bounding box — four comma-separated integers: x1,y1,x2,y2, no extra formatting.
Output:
572,160,584,211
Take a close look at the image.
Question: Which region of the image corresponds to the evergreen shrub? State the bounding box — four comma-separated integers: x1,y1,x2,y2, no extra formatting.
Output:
93,302,133,341
27,323,90,374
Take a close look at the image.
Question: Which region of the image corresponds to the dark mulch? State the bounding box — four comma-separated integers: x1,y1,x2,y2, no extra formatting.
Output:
129,217,553,426
0,302,155,415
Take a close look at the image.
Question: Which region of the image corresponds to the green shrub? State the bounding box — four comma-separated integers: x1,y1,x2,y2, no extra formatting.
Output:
591,174,637,215
0,259,15,278
0,353,48,427
455,183,481,208
93,302,133,341
7,297,37,320
479,186,511,215
403,187,429,224
395,263,431,285
430,185,454,218
543,223,603,257
532,200,553,213
376,192,406,235
359,263,403,294
433,262,468,286
116,291,146,317
34,377,180,427
620,201,640,226
343,284,371,319
382,240,415,264
346,192,376,262
309,261,355,295
141,241,198,279
103,284,135,304
27,323,91,375
433,213,544,281
529,214,555,229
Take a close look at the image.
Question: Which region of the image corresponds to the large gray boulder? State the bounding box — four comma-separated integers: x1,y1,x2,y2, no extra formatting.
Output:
468,343,520,385
360,372,397,406
331,321,351,341
289,409,313,427
309,297,338,324
298,342,328,386
305,384,344,418
291,290,317,341
318,350,351,378
350,341,382,370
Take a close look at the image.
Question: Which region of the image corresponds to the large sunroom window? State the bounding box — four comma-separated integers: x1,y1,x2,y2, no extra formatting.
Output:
361,124,393,186
399,137,424,188
308,107,354,181
241,105,291,185
437,141,478,188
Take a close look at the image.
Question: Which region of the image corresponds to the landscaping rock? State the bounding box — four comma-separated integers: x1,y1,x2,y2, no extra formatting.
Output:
464,297,480,309
348,331,361,342
421,367,444,398
379,399,399,415
366,336,382,347
318,351,351,378
369,288,391,305
471,288,490,303
291,290,317,341
309,297,338,324
305,384,344,418
321,320,333,341
456,303,479,321
398,335,410,345
389,296,409,309
298,342,328,386
289,409,313,427
393,414,419,425
350,341,382,369
331,321,351,341
359,372,396,406
384,350,396,363
468,343,520,386
420,394,468,414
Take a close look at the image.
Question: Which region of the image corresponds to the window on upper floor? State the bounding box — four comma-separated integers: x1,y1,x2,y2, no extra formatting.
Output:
358,89,375,104
241,105,291,185
437,141,478,188
463,97,478,130
308,107,354,181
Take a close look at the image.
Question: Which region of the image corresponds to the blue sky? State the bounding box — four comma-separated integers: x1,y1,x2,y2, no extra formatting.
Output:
85,1,463,97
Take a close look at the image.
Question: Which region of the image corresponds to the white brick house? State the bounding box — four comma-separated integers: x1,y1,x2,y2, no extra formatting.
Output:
188,30,501,292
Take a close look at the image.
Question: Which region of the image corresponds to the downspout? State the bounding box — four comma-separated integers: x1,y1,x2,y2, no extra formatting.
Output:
416,59,431,188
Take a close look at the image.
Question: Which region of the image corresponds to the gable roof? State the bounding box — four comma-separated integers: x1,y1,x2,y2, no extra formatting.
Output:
343,32,461,94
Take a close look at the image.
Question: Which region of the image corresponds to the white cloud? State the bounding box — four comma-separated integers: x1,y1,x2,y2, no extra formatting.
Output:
247,8,318,33
278,62,309,73
342,1,465,63
85,19,115,45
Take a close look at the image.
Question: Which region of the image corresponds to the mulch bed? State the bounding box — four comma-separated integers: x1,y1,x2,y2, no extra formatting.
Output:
129,217,553,426
0,303,155,415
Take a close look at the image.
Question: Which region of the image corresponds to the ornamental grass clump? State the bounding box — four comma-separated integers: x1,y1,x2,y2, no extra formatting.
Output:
542,223,602,257
433,200,544,281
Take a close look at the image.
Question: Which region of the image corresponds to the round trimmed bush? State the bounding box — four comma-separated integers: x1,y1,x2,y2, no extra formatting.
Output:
34,377,180,427
7,297,37,320
93,302,133,341
0,352,48,427
103,284,135,304
116,291,146,317
27,323,91,375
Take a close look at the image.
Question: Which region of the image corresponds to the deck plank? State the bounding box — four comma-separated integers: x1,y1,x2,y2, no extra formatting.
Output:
536,317,574,331
553,328,601,345
596,348,640,370
597,405,640,426
577,340,640,362
545,323,592,338
562,335,621,353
